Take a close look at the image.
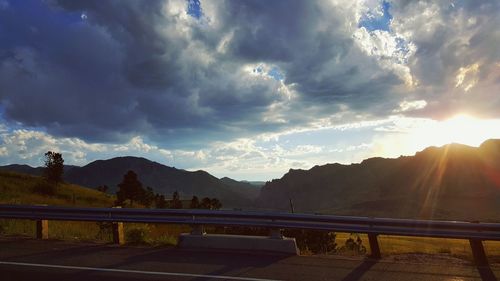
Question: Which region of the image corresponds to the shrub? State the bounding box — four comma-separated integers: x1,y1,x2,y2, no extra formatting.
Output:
96,222,113,241
284,229,337,254
338,233,367,255
126,227,149,244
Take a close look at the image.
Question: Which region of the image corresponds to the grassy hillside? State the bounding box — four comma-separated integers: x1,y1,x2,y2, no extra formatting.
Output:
0,171,115,242
0,171,114,207
0,170,189,244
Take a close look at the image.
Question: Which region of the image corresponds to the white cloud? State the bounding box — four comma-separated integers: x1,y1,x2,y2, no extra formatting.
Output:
394,100,427,113
0,146,7,156
353,25,416,86
455,63,479,92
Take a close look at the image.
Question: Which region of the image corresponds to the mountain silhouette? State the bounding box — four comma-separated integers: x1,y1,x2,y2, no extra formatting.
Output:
3,140,500,220
1,157,259,208
257,140,500,221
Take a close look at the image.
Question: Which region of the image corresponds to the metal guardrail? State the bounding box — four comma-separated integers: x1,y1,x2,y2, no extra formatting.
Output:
0,204,499,265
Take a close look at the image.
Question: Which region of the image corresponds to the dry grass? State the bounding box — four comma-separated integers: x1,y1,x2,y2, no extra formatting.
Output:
0,171,114,207
335,232,500,261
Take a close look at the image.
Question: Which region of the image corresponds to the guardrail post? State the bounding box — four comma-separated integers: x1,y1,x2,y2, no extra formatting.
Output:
269,228,283,239
112,206,124,245
368,233,381,259
36,219,49,240
469,239,488,266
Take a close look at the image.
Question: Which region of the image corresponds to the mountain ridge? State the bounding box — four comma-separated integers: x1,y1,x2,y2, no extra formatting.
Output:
0,156,260,208
257,140,500,221
2,140,500,220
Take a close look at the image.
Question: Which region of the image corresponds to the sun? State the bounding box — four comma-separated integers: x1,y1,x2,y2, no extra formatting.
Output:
374,114,500,158
410,114,500,149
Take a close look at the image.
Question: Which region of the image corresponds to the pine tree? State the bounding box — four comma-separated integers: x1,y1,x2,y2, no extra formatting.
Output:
116,170,143,206
190,196,200,209
43,151,64,184
171,191,183,209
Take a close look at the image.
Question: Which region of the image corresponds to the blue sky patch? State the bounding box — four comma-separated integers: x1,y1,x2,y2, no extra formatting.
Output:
359,1,392,32
187,0,202,19
268,67,284,81
253,65,264,73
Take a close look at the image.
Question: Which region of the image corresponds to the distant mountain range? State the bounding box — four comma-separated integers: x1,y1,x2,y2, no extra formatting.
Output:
0,157,260,208
2,140,500,221
257,139,500,221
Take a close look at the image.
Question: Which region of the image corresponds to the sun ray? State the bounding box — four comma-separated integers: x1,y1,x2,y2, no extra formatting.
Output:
418,144,450,219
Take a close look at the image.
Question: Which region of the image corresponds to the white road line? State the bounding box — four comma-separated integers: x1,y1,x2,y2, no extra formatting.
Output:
0,261,280,281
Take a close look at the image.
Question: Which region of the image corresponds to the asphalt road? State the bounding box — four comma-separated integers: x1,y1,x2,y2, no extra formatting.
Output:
0,237,498,281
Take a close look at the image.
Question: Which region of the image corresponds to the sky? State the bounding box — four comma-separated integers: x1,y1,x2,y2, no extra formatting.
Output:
0,0,499,181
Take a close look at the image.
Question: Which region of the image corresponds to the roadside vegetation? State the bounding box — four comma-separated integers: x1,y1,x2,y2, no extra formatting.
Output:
0,169,203,246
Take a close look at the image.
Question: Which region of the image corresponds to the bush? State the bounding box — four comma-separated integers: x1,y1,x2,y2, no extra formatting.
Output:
33,180,56,195
338,233,366,255
126,227,149,244
96,222,113,241
284,229,337,254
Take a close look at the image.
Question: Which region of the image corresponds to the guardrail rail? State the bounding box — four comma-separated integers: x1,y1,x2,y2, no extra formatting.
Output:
0,204,499,265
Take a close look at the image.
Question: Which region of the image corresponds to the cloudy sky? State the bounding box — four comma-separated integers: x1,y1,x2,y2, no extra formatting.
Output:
1,0,499,180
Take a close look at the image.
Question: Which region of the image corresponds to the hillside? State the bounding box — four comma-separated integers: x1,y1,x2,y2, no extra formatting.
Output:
0,171,114,207
64,157,257,207
257,140,500,222
0,157,260,208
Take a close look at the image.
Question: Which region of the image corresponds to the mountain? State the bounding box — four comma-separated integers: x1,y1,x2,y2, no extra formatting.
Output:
0,157,259,208
242,180,266,188
0,164,44,176
0,164,79,176
257,140,500,222
219,177,261,200
63,157,257,207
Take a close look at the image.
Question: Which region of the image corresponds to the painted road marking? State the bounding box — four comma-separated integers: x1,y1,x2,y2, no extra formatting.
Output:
0,261,280,281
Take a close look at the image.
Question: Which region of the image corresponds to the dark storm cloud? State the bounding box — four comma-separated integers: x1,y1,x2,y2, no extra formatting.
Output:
214,0,403,114
0,0,423,148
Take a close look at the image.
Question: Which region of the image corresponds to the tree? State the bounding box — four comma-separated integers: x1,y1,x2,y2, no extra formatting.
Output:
200,197,212,209
199,197,222,210
116,170,143,206
140,186,155,207
43,151,64,184
190,196,200,209
210,198,222,210
155,194,167,208
171,191,183,209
